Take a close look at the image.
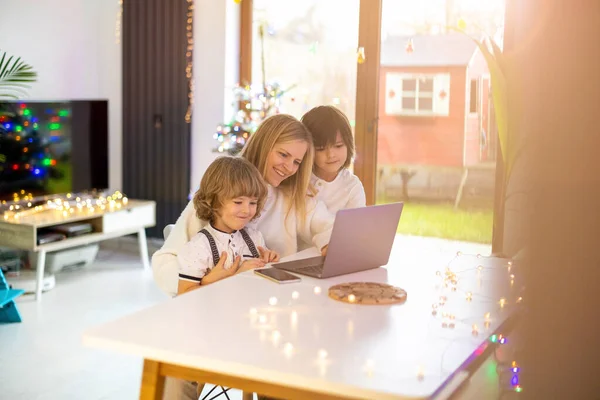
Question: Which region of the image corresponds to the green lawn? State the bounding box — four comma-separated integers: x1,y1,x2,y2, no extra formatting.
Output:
378,201,493,244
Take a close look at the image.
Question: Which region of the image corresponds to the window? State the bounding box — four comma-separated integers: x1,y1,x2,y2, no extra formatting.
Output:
251,0,359,122
385,73,450,116
469,79,480,114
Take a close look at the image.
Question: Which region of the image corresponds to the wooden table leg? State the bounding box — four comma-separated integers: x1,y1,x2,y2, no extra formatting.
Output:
140,359,165,400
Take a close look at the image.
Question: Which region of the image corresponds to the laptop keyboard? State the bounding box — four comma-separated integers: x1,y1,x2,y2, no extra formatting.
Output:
294,265,324,275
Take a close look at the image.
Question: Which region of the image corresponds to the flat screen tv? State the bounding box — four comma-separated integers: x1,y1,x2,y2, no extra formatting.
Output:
0,100,108,201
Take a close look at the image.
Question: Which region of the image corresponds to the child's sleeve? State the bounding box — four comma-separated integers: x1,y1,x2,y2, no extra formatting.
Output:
177,234,212,283
345,179,367,209
151,200,205,296
299,197,335,251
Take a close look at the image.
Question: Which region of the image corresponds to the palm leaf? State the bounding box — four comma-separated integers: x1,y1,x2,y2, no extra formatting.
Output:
0,50,37,100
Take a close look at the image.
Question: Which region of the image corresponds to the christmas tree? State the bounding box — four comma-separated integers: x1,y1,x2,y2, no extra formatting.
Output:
214,24,294,155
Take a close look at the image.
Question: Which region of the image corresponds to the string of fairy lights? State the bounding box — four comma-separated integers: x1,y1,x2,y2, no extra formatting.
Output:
433,252,523,393
1,191,129,221
115,0,123,45
246,252,523,394
185,0,194,124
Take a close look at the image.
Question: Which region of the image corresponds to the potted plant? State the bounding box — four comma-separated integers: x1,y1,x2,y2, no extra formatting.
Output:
0,50,37,105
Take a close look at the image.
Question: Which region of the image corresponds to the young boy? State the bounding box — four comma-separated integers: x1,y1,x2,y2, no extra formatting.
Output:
177,156,279,294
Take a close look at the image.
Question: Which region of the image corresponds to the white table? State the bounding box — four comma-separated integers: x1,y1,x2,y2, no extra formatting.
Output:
83,247,520,399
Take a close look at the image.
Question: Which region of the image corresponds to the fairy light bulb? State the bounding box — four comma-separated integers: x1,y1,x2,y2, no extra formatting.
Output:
290,310,298,328
314,286,322,295
283,342,294,357
472,324,479,336
269,296,278,306
416,365,425,380
271,330,281,343
258,315,267,324
318,349,328,360
348,294,356,303
364,359,375,375
466,292,473,301
291,291,299,299
499,298,506,308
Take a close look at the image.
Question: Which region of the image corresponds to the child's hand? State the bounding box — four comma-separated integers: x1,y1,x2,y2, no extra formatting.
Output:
321,245,328,256
238,258,266,273
201,252,241,285
258,246,280,263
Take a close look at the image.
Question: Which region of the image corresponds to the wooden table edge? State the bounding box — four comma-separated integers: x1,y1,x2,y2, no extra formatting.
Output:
140,359,397,400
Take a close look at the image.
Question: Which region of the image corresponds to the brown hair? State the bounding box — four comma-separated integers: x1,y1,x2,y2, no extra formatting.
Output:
193,156,268,223
239,114,314,221
301,105,355,169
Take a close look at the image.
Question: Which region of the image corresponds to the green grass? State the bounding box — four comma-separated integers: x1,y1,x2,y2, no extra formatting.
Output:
378,200,493,244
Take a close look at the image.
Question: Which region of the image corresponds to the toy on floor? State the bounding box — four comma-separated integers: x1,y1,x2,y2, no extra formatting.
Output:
0,268,24,323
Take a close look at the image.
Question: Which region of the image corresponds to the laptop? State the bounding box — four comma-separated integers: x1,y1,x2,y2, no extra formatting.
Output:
273,202,403,279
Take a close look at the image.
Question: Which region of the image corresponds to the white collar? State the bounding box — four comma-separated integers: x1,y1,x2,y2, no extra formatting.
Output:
312,170,344,185
205,223,237,244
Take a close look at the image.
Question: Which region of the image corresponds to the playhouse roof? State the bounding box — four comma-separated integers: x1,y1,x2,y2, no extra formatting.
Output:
381,33,478,67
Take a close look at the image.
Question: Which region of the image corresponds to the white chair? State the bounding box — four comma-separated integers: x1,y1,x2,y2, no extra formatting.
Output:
163,224,175,240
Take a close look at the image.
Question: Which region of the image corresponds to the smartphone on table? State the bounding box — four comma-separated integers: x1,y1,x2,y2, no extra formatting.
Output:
254,268,301,284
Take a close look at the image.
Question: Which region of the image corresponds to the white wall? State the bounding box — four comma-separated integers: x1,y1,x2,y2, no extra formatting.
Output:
1,0,237,196
190,0,240,193
0,0,122,190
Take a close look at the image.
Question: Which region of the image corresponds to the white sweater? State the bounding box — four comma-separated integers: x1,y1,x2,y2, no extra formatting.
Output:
152,186,334,296
310,169,366,213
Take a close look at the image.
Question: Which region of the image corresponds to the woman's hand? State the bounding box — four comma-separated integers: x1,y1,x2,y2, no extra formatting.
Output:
201,252,241,285
238,258,266,273
321,245,328,256
258,246,280,263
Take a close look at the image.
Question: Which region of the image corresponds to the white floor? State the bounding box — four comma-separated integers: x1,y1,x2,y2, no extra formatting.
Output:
0,235,491,400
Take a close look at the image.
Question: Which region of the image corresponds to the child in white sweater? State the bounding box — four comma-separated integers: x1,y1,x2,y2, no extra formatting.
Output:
301,105,366,212
177,156,278,294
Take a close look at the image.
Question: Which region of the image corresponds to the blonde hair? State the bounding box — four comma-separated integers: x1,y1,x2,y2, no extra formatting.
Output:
193,156,268,223
239,114,314,221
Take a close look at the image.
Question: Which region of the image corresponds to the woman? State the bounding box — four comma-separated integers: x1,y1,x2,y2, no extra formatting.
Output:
152,114,333,296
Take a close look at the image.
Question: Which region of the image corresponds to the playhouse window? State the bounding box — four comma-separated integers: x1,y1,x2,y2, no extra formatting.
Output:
400,77,434,113
385,73,450,116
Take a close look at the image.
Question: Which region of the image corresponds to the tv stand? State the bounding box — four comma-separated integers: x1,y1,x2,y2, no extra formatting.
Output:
0,199,156,301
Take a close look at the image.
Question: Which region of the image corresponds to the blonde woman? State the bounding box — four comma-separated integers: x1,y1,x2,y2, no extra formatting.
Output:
152,114,333,296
